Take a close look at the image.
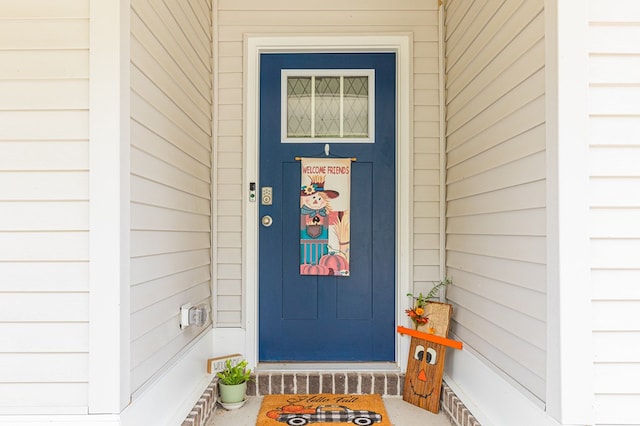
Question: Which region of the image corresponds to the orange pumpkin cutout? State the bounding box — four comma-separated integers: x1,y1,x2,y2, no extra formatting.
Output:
402,302,453,414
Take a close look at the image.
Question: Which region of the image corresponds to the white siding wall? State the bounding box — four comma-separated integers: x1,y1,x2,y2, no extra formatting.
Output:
0,1,90,412
214,0,442,326
130,0,213,392
444,0,547,402
589,1,640,423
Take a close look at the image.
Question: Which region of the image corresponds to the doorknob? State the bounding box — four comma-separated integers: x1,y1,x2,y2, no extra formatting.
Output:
261,215,273,227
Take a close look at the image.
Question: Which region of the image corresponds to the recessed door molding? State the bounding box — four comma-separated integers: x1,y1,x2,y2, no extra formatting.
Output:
243,34,413,370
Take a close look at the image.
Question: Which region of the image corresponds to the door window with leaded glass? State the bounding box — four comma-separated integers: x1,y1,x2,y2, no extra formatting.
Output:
281,70,375,143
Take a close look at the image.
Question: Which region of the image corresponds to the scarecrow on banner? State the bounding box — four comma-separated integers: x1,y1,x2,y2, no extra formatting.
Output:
299,159,351,276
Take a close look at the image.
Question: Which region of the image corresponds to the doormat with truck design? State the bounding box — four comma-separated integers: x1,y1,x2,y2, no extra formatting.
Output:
257,394,390,426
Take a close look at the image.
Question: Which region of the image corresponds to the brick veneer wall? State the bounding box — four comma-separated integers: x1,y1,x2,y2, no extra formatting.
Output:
182,373,481,426
181,380,217,426
441,382,482,426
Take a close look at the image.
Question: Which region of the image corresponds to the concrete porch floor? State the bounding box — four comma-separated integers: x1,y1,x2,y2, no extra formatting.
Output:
206,396,452,426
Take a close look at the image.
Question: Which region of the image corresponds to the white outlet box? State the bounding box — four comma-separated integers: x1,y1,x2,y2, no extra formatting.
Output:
180,303,193,329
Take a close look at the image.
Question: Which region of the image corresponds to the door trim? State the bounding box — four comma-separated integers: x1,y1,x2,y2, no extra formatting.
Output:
243,34,413,370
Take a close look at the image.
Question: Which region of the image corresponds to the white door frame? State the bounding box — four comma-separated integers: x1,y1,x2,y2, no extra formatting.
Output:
243,34,413,370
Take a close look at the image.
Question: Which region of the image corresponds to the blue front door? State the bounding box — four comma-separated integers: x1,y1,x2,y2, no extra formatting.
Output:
259,53,396,361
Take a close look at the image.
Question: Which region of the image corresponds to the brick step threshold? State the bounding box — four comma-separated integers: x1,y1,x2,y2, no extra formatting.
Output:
249,372,403,396
182,372,480,426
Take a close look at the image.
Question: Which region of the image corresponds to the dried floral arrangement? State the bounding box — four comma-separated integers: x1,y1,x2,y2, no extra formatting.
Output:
405,278,452,330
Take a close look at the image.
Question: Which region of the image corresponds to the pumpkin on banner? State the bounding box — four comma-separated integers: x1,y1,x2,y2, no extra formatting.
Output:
319,253,349,276
299,264,333,276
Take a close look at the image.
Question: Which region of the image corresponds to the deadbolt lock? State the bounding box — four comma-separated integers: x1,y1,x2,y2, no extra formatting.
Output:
261,187,273,205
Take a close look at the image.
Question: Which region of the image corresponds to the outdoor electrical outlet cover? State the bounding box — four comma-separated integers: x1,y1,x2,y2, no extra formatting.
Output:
180,303,193,329
188,305,208,327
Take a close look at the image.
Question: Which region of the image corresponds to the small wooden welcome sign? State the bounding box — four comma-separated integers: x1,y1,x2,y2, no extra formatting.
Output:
206,353,243,374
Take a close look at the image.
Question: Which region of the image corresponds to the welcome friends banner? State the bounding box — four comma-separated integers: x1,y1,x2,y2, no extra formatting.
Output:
299,158,351,276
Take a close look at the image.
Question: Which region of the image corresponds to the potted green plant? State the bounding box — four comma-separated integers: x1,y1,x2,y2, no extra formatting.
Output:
216,359,252,407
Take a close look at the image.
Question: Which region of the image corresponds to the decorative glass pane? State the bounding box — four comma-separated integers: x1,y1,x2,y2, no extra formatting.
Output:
314,77,340,138
287,77,312,137
283,70,373,142
343,76,369,138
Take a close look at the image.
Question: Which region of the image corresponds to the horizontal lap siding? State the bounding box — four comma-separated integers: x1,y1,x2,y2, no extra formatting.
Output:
215,0,442,326
0,1,90,412
444,0,546,401
589,1,640,423
130,0,212,392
